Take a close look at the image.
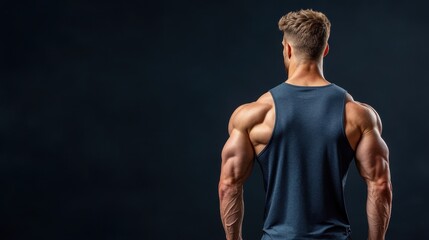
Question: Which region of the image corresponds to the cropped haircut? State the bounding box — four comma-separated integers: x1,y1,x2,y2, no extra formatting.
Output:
278,9,331,60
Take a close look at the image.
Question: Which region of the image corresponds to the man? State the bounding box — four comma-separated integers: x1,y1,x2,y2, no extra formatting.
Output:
218,9,392,240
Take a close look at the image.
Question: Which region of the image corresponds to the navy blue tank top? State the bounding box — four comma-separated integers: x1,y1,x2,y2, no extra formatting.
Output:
256,82,354,240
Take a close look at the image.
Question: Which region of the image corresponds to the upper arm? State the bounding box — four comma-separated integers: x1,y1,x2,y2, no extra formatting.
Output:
354,105,391,185
220,128,255,186
220,103,267,186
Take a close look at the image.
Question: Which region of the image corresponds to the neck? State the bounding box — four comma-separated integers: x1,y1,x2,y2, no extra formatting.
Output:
286,58,329,86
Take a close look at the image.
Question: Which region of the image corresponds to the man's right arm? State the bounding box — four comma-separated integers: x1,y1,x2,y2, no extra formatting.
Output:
354,105,393,240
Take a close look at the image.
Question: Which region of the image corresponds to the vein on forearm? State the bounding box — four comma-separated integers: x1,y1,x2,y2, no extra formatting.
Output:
220,185,244,240
366,181,392,239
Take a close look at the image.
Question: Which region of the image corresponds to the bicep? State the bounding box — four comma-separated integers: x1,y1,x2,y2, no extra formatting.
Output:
220,129,255,186
355,129,390,184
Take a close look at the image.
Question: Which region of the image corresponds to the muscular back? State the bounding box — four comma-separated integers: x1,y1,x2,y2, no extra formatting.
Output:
233,91,383,154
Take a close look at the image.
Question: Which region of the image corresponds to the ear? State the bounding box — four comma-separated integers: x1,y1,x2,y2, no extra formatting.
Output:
323,43,329,57
287,43,292,59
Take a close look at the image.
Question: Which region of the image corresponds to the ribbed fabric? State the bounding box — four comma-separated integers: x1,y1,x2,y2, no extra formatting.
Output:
256,83,354,240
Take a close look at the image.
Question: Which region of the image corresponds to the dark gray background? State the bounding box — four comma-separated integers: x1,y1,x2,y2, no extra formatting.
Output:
1,0,428,239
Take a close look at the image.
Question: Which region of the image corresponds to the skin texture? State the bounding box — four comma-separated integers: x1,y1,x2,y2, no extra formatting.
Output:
218,37,392,240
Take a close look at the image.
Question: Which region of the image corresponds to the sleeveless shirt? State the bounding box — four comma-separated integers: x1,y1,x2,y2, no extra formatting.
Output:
256,82,354,240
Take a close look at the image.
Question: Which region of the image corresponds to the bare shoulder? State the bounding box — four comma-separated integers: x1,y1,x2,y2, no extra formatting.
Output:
228,92,274,134
345,93,382,134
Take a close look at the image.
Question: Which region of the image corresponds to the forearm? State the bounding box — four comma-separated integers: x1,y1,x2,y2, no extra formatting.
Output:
219,183,244,240
366,182,392,240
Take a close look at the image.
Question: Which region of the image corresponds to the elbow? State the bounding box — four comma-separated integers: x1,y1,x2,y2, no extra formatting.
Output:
368,180,393,202
368,179,392,192
218,180,243,201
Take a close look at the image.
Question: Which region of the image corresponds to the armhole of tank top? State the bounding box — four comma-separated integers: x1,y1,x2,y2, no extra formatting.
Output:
341,91,356,154
256,91,278,160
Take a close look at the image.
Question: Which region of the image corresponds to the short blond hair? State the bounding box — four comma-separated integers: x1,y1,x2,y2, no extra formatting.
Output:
278,9,331,59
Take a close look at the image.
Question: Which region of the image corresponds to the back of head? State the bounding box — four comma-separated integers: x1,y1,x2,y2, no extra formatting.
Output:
278,9,331,60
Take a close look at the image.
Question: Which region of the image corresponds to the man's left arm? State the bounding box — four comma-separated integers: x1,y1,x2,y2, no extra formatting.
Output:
218,108,255,240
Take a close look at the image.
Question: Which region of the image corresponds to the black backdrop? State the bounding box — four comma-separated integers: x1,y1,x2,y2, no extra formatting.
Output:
1,0,428,239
